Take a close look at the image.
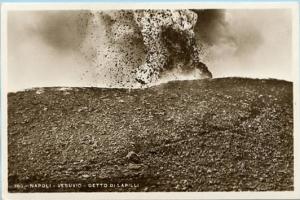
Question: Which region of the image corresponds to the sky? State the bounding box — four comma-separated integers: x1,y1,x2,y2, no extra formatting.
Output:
7,8,293,92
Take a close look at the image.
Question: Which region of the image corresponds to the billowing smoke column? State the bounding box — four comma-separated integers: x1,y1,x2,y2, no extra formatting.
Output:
10,9,289,92
87,9,213,87
132,10,212,85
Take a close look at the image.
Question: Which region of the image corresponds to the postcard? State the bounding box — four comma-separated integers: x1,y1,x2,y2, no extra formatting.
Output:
1,2,299,199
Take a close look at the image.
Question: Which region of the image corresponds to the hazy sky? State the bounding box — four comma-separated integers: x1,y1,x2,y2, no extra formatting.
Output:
7,9,293,92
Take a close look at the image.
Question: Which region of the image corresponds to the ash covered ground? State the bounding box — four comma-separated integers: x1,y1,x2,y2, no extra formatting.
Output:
8,78,293,192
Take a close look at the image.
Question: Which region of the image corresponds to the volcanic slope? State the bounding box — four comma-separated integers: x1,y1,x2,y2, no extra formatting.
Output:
8,78,293,192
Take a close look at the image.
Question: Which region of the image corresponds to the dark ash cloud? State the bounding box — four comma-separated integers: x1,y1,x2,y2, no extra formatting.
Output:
193,9,263,58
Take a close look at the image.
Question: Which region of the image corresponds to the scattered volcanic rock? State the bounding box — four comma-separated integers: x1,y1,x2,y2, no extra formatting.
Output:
7,78,293,192
126,151,141,164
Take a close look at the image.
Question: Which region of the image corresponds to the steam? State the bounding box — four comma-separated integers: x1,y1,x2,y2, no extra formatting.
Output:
7,9,292,92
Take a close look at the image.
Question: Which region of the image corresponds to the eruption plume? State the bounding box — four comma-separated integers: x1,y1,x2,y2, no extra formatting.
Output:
83,9,213,88
132,10,212,85
8,9,291,92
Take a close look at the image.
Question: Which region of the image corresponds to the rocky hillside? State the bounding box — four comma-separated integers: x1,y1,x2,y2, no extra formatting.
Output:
8,78,293,192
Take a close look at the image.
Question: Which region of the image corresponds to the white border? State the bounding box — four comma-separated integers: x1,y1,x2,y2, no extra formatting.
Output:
1,2,300,200
1,2,299,10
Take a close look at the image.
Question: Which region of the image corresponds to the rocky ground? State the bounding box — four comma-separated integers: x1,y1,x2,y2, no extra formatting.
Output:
8,78,293,192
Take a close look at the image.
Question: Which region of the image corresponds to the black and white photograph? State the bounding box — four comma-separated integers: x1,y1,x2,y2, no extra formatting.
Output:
1,2,300,199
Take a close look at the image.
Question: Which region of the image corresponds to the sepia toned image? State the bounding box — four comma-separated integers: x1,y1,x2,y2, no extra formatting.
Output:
1,2,299,199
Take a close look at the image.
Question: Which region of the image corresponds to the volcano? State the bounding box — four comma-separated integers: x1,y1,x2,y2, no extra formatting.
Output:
8,78,293,192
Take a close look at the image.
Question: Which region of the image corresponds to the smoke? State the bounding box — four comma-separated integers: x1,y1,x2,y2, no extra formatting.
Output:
193,10,264,67
7,9,292,92
81,10,214,87
200,9,292,80
134,10,212,85
7,11,93,91
194,9,231,46
32,11,89,52
80,10,145,88
81,9,266,87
